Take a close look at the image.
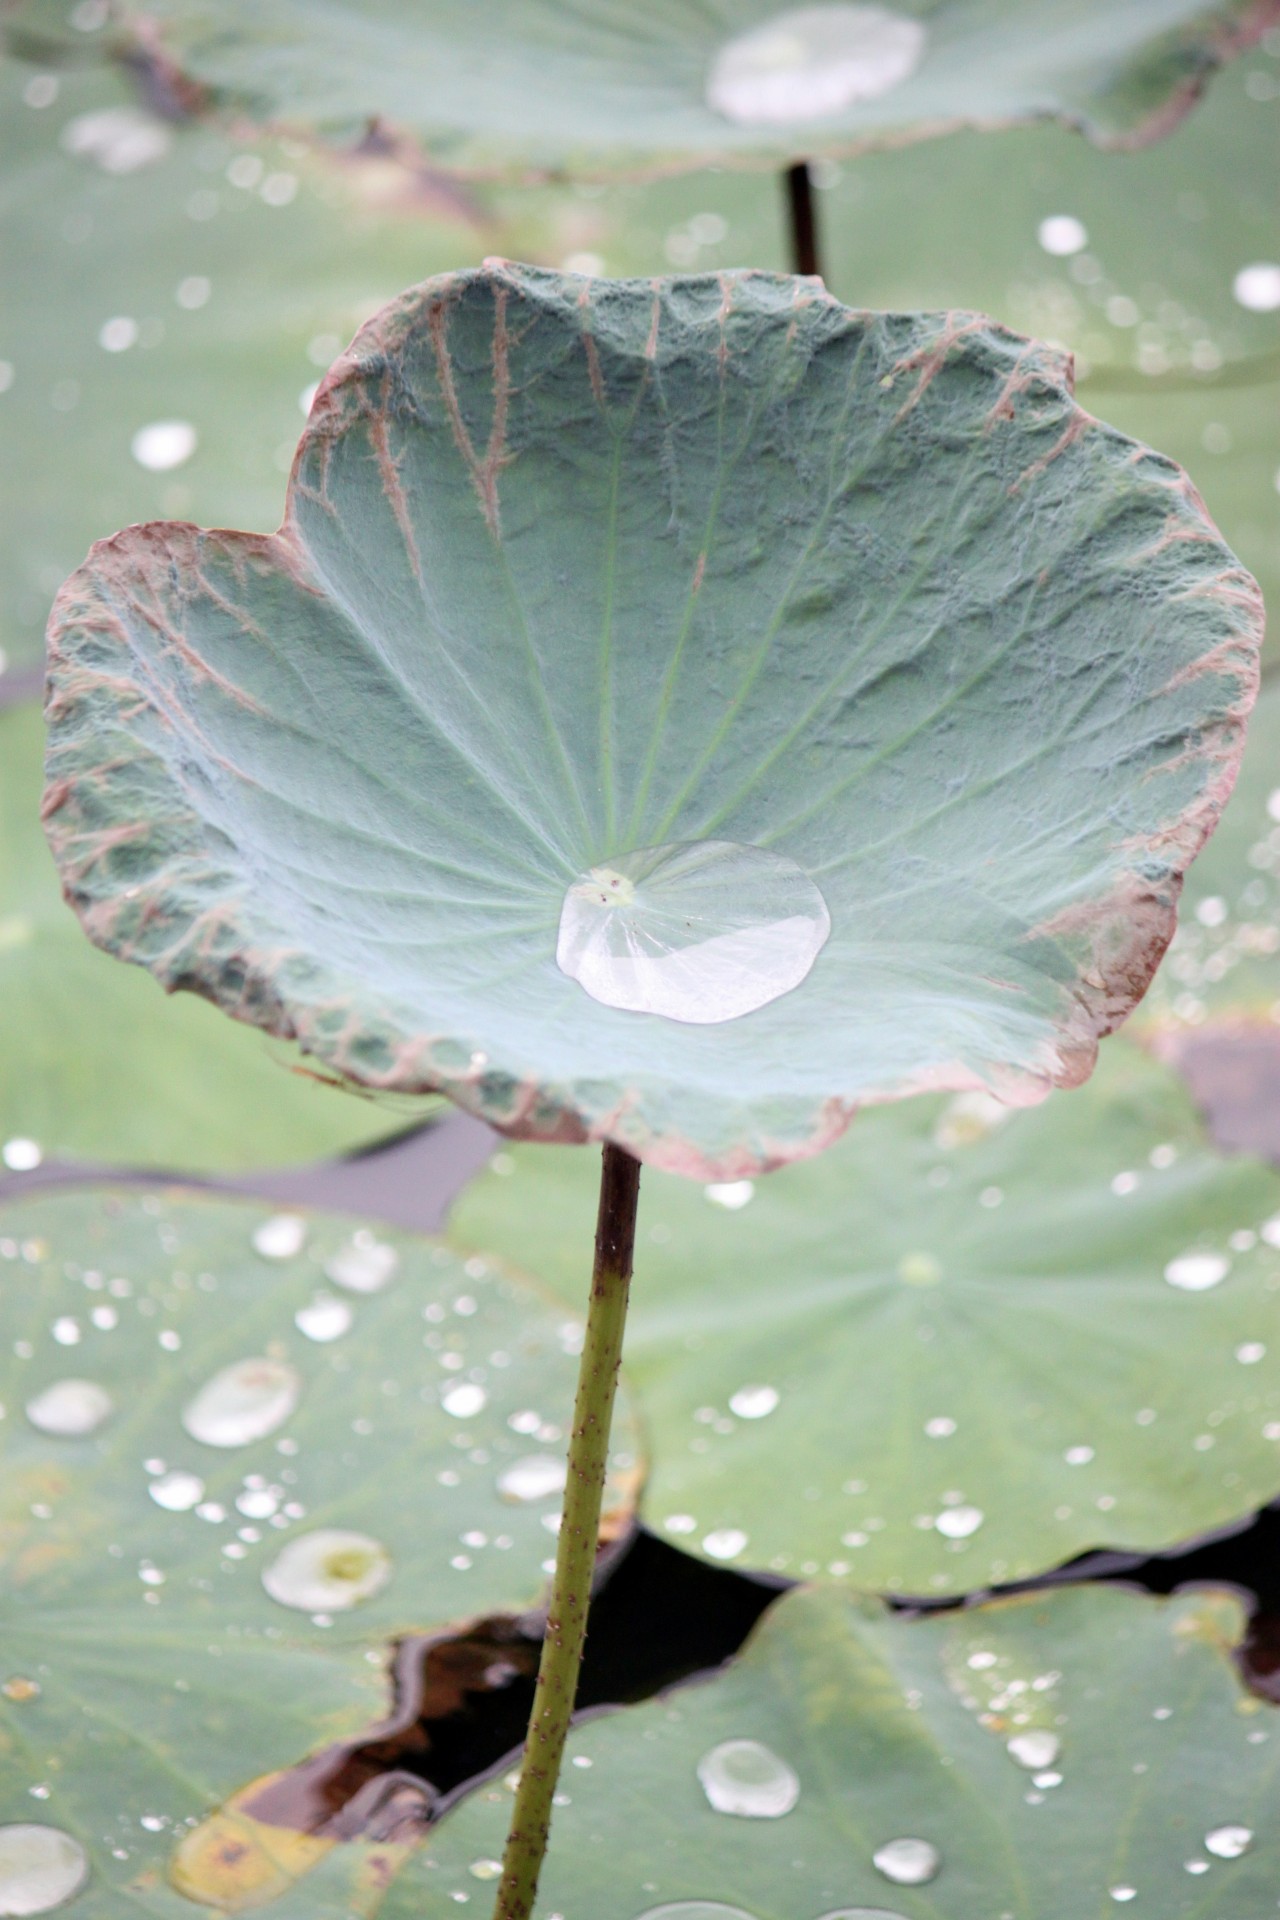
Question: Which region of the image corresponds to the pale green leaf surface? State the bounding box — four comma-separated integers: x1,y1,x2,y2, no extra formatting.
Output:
450,1043,1280,1592
0,1187,641,1915
0,702,414,1172
51,0,1280,178
414,1582,1280,1918
42,263,1260,1177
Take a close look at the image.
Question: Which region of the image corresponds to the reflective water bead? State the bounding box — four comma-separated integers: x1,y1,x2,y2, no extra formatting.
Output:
251,1214,307,1260
262,1530,391,1612
934,1506,983,1539
1038,215,1087,256
468,1860,502,1881
706,5,925,125
148,1471,205,1512
705,1181,755,1210
0,1826,87,1913
1109,1890,1136,1904
702,1528,749,1560
325,1233,400,1294
556,840,829,1024
441,1383,487,1419
496,1456,566,1503
2,1139,42,1172
871,1837,941,1886
924,1416,956,1437
633,1906,756,1919
294,1296,353,1343
1163,1252,1229,1292
728,1385,779,1420
1007,1730,1060,1771
1204,1825,1253,1858
181,1358,300,1447
25,1379,112,1436
696,1739,800,1818
130,420,197,472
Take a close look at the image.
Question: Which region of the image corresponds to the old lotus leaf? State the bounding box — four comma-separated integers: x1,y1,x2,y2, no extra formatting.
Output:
44,263,1260,1177
53,0,1280,178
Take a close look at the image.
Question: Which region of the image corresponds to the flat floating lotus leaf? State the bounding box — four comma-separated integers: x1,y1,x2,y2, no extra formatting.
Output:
413,1583,1279,1918
0,702,419,1172
0,1187,640,1916
44,264,1260,1177
0,54,483,675
452,1042,1280,1592
47,0,1279,179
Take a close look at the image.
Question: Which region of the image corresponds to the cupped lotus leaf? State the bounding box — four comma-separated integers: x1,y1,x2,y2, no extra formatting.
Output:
0,702,424,1172
451,1041,1280,1592
0,1187,641,1916
41,0,1280,179
44,263,1261,1177
415,1583,1280,1918
0,53,485,675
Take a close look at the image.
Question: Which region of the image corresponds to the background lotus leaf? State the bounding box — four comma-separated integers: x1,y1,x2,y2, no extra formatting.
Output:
0,701,420,1172
26,0,1279,179
415,1582,1280,1918
43,263,1260,1175
451,1042,1280,1592
0,1186,641,1916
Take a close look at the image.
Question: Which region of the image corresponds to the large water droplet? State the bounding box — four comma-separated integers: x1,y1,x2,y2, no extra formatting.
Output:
25,1379,112,1437
294,1296,353,1343
872,1837,941,1886
634,1907,757,1919
0,1825,88,1913
497,1455,567,1503
934,1505,983,1539
707,5,925,125
181,1358,300,1448
702,1527,749,1560
1163,1252,1229,1292
148,1470,205,1512
261,1529,391,1612
130,420,197,472
556,841,829,1025
696,1739,799,1818
251,1214,307,1260
728,1385,779,1420
441,1382,487,1419
324,1233,399,1294
1007,1730,1060,1771
816,1912,911,1919
1205,1824,1253,1858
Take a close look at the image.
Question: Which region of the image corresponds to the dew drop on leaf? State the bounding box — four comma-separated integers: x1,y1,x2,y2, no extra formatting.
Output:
25,1379,112,1436
0,1824,88,1913
1205,1825,1253,1858
496,1455,566,1503
148,1471,205,1512
871,1837,941,1886
556,841,829,1024
696,1739,800,1818
1006,1730,1060,1771
181,1358,300,1448
250,1214,307,1260
441,1383,487,1419
706,5,925,125
324,1233,399,1294
727,1385,779,1420
294,1295,353,1343
261,1529,391,1612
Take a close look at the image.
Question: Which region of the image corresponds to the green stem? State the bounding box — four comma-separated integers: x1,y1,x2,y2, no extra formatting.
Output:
491,1140,642,1920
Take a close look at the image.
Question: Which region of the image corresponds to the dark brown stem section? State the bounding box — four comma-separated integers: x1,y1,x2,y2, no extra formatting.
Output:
785,160,822,280
491,1140,642,1920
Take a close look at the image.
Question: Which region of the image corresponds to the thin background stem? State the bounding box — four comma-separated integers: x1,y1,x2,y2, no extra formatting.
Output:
492,1140,642,1920
785,160,823,279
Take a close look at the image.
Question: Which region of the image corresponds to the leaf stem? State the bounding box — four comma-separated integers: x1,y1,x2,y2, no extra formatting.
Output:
491,1140,642,1920
785,160,822,280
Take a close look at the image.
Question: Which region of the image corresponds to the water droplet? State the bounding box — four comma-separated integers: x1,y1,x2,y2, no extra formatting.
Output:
556,841,829,1024
1233,264,1280,312
50,1319,80,1348
148,1471,205,1512
181,1358,300,1448
496,1455,567,1503
1235,1341,1266,1364
0,1827,87,1913
872,1837,940,1886
934,1505,983,1539
1007,1730,1060,1771
25,1379,112,1437
702,1527,749,1560
98,316,138,353
294,1295,353,1343
1064,1446,1094,1466
61,105,171,172
696,1739,799,1818
130,420,197,472
924,1416,956,1437
1163,1252,1229,1292
262,1529,391,1612
706,5,925,125
1205,1824,1253,1858
728,1385,779,1420
1109,1890,1136,1904
816,1912,911,1919
705,1180,755,1210
441,1383,487,1419
1038,215,1087,256
468,1860,502,1882
251,1214,307,1260
237,1489,279,1520
634,1907,756,1919
2,1139,42,1172
324,1232,399,1293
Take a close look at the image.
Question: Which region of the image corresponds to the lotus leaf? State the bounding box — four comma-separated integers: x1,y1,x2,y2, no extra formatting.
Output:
43,262,1260,1176
452,1041,1280,1591
42,0,1280,178
0,701,415,1172
0,1186,641,1916
417,1582,1280,1918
